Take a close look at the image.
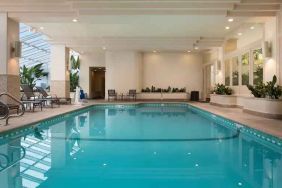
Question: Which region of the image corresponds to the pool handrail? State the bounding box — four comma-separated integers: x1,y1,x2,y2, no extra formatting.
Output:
0,92,25,125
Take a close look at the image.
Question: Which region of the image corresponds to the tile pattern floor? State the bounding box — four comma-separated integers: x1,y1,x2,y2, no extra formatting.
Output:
0,100,282,139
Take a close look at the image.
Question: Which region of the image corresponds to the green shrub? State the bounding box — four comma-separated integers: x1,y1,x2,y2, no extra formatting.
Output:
247,75,282,99
213,84,232,95
265,75,282,99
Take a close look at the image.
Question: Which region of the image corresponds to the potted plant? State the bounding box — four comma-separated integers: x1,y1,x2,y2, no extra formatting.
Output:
20,63,48,88
244,75,282,118
210,84,235,107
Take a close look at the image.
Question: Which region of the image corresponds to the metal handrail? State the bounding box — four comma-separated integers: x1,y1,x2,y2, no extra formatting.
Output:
0,92,25,125
0,145,26,172
0,101,9,120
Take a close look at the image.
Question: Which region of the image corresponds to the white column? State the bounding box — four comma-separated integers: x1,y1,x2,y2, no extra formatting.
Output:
277,10,282,85
50,44,70,98
264,17,278,83
0,12,20,99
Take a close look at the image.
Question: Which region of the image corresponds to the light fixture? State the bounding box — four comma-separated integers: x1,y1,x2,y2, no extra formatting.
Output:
39,26,44,30
11,41,22,58
225,26,230,30
228,18,234,22
102,46,107,50
187,50,191,53
237,32,243,36
250,26,255,30
72,18,78,22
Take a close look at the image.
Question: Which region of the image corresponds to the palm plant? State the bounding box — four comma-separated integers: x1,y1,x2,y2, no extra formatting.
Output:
20,63,48,87
70,55,80,92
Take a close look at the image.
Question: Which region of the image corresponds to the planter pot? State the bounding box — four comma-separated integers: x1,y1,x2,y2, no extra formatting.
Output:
241,97,282,119
210,94,237,107
138,93,188,100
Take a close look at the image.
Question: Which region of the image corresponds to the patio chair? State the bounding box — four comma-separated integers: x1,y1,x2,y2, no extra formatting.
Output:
126,89,137,101
36,86,60,108
21,84,44,112
0,93,25,125
108,89,117,101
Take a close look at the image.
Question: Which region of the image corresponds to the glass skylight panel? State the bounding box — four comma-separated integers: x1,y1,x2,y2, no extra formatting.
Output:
20,23,51,87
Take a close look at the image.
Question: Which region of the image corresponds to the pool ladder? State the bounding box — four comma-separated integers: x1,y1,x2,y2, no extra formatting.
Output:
0,145,26,172
0,92,25,125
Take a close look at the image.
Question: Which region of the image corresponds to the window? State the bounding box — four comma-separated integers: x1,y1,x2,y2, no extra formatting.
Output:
19,23,50,88
241,52,249,85
232,56,239,86
253,48,263,85
225,59,230,86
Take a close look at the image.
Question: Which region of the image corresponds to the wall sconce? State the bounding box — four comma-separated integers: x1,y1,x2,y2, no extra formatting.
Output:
11,41,22,58
217,60,221,71
264,41,272,58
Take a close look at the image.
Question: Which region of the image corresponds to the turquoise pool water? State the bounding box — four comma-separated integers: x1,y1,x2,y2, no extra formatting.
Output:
0,103,281,188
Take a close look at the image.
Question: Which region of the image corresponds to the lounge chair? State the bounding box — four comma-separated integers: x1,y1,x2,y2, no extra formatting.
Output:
0,93,25,125
21,84,44,112
126,89,137,101
36,86,60,107
108,89,117,101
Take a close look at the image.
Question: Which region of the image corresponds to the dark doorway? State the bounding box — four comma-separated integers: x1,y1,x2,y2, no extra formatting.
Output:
89,67,105,99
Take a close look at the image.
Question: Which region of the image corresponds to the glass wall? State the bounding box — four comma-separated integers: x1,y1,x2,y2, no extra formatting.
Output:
225,59,230,86
231,57,239,86
253,48,263,85
241,52,249,85
19,23,50,88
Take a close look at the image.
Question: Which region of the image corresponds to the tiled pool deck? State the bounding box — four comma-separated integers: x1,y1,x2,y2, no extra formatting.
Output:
0,100,282,139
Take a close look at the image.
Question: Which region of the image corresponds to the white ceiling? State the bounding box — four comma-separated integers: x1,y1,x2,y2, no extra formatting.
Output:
1,0,280,53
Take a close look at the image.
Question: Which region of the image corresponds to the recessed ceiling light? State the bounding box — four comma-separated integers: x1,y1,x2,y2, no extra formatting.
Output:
250,26,255,30
72,18,78,22
102,46,107,50
225,26,230,30
237,32,243,36
228,18,234,22
39,26,44,30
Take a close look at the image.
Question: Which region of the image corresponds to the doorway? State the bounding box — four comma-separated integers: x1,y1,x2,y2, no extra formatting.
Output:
89,67,105,99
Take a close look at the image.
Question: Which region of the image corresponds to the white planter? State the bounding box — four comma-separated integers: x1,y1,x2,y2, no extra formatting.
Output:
210,94,237,107
241,97,282,119
138,93,188,100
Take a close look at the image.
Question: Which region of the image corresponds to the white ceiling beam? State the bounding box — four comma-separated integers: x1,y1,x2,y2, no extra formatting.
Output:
227,10,277,17
234,4,280,11
72,2,234,9
240,0,282,4
79,9,227,15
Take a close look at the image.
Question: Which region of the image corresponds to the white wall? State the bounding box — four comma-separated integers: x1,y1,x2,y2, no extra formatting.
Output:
142,52,203,95
79,51,105,95
105,51,142,98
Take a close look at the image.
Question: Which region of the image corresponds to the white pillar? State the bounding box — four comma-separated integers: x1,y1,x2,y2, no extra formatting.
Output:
0,12,20,99
50,44,70,98
277,10,282,85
